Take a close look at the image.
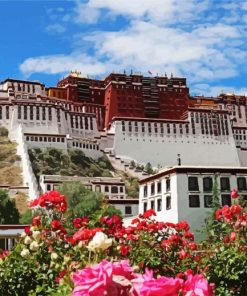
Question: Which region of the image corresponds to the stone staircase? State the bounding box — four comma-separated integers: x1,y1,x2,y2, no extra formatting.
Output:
103,149,150,179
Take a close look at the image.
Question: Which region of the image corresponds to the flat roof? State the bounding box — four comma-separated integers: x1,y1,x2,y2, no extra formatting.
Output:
139,166,247,184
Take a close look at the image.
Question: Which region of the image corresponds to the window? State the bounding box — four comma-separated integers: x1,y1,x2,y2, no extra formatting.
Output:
167,124,170,134
6,106,9,119
143,185,148,197
111,186,118,194
221,194,231,206
173,124,176,134
105,186,109,192
0,106,2,120
48,108,52,121
157,181,162,193
125,206,132,215
151,200,155,209
204,195,212,208
166,179,170,192
36,107,40,120
128,121,132,132
237,177,247,191
90,118,93,130
42,107,46,120
143,202,147,212
189,195,200,207
24,106,27,120
166,196,171,210
188,177,199,191
122,121,125,132
119,186,123,193
157,199,162,211
85,117,88,130
47,184,51,191
95,185,101,192
135,122,138,132
220,177,230,191
203,177,213,192
151,183,155,195
142,122,145,133
30,106,33,120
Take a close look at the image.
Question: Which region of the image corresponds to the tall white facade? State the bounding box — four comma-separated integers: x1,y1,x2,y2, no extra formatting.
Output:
139,166,247,240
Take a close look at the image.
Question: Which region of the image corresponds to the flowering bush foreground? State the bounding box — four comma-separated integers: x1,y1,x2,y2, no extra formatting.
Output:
0,190,246,295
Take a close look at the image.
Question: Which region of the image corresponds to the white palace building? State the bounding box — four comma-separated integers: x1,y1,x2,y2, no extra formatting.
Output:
0,73,247,232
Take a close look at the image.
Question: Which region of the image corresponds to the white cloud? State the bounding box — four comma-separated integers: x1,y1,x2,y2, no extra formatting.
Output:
20,53,106,77
192,84,247,96
19,0,247,94
74,0,208,24
46,23,67,34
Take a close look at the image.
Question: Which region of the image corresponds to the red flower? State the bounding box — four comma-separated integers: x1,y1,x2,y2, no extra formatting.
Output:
51,220,61,230
24,226,31,235
231,189,239,199
29,191,67,213
230,231,236,242
73,218,82,229
32,216,41,226
143,209,156,219
177,221,190,232
120,245,130,256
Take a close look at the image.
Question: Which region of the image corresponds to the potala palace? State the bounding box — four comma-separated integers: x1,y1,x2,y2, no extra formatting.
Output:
1,71,247,236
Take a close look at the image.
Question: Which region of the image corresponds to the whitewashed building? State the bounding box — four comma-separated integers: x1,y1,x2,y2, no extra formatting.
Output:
139,166,247,240
39,175,138,217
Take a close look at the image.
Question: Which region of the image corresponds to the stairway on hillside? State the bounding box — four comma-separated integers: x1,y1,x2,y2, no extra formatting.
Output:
103,150,150,179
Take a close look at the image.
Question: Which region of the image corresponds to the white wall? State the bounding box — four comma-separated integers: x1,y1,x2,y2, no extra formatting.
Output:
112,119,240,167
16,126,40,200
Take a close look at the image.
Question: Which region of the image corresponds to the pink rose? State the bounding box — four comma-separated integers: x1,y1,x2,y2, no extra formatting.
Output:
132,268,182,296
182,274,213,296
72,260,113,296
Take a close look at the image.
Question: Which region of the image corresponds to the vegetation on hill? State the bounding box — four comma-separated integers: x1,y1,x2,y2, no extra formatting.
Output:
0,190,19,224
28,148,114,181
0,128,22,186
28,148,140,198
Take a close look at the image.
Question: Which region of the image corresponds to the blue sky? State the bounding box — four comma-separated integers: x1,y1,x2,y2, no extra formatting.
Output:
0,0,246,96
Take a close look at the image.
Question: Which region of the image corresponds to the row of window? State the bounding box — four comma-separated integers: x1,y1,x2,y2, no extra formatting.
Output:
18,105,52,121
143,176,247,198
122,121,190,135
143,196,171,213
189,194,247,208
26,136,65,143
143,179,170,197
47,184,124,194
72,141,99,150
188,176,247,191
70,115,94,130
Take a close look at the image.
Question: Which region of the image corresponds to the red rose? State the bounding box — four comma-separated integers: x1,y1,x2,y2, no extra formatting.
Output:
51,220,61,230
231,189,239,199
32,216,41,226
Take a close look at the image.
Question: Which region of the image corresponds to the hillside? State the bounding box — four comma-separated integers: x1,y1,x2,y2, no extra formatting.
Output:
0,132,22,186
28,148,114,179
28,148,139,198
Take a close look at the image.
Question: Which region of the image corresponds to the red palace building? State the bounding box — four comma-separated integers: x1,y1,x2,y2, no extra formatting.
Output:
47,71,189,129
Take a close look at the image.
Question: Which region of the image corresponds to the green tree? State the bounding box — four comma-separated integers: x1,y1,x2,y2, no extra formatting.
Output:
130,160,136,168
144,162,153,174
204,174,222,241
59,182,102,217
0,127,9,137
0,190,19,224
20,208,32,224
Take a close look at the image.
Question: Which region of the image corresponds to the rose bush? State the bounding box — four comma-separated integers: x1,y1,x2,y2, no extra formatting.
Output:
0,189,245,295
